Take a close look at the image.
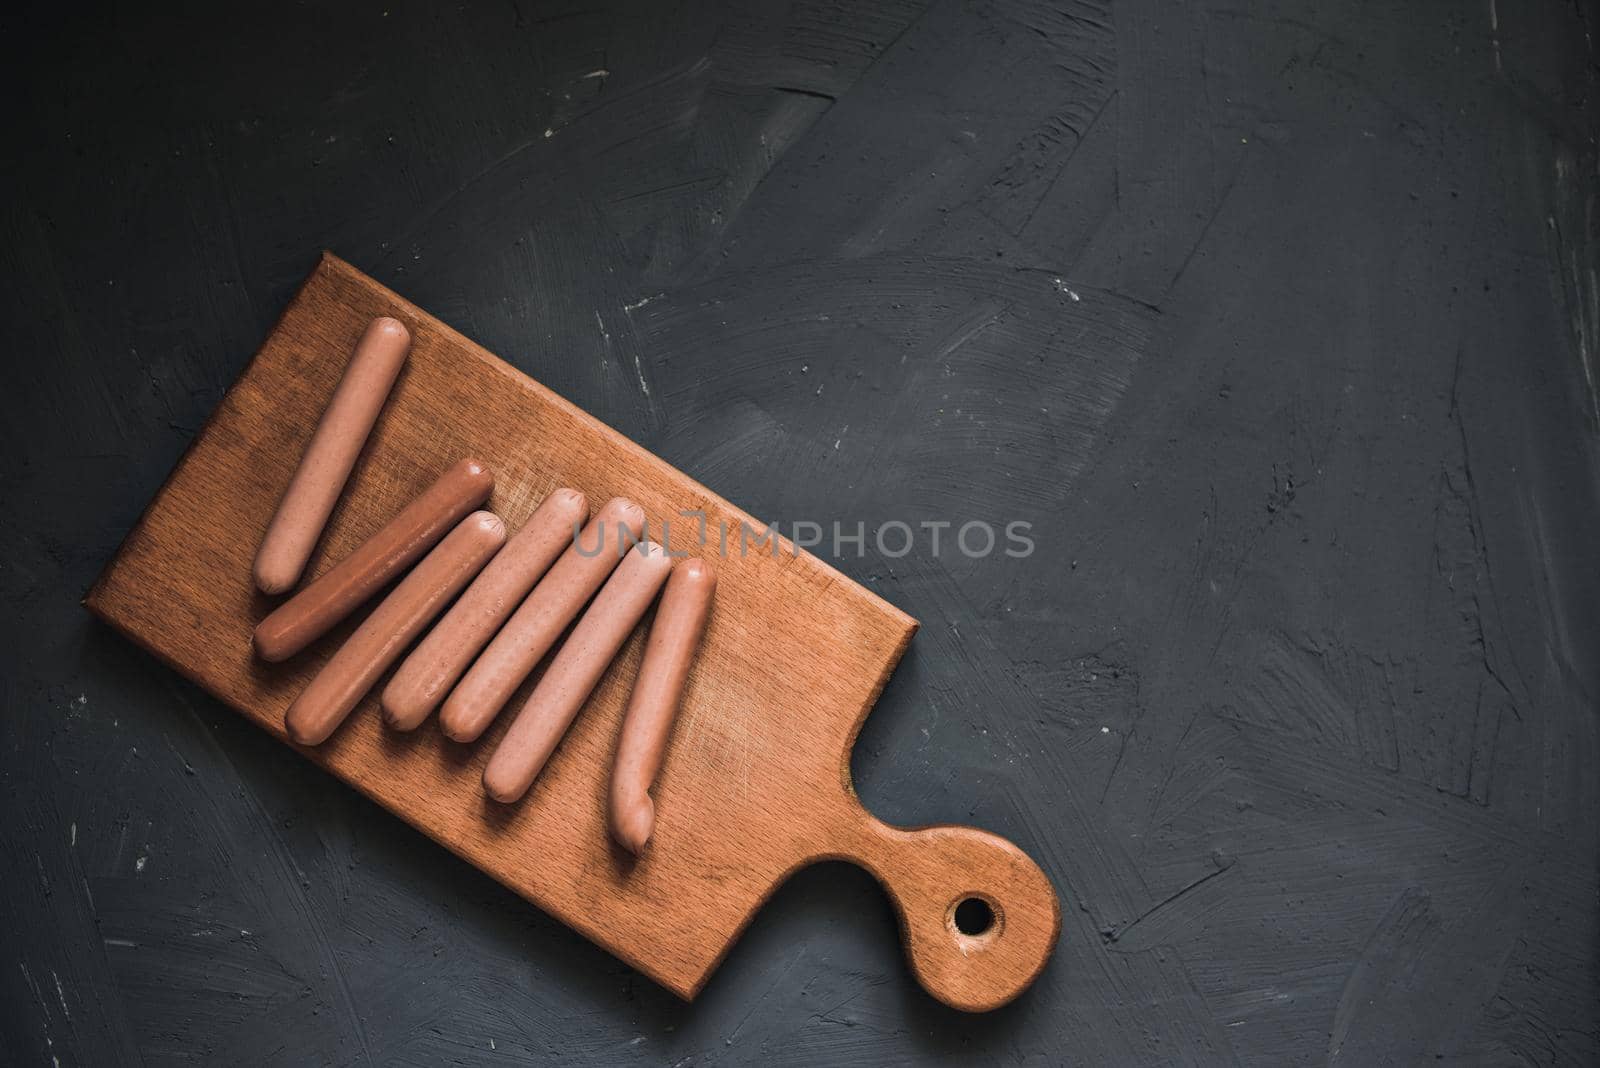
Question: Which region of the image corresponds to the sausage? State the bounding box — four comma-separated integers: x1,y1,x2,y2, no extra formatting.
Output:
482,540,672,803
254,317,411,594
284,511,506,746
609,557,716,854
254,458,495,662
438,497,645,743
380,488,590,731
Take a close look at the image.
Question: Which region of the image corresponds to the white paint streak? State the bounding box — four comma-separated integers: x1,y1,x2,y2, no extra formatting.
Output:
1488,0,1502,74
597,309,651,398
631,350,652,398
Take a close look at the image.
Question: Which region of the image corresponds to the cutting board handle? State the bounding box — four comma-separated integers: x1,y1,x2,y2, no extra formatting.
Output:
833,804,1061,1012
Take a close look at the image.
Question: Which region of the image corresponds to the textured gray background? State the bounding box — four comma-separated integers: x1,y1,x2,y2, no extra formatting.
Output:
5,0,1598,1063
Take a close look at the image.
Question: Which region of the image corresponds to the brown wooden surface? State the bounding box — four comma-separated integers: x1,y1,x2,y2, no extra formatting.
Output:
84,253,1060,1012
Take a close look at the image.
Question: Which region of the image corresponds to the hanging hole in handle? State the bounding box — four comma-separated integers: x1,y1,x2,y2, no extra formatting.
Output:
949,894,1002,945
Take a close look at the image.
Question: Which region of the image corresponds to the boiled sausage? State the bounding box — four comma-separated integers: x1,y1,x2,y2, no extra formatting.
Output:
254,317,411,594
285,511,506,745
254,458,494,662
610,558,715,853
381,488,589,730
438,497,644,743
482,541,672,803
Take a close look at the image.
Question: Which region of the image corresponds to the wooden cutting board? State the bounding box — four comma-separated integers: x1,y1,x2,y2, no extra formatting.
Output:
85,253,1060,1012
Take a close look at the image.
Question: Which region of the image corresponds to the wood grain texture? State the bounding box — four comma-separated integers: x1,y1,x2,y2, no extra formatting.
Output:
85,253,1060,1012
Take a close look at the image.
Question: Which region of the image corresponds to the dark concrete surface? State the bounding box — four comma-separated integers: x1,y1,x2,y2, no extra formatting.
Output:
5,0,1599,1063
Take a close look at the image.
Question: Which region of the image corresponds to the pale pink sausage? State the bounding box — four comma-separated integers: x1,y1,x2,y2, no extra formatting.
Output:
610,558,716,854
254,458,494,662
438,497,645,743
254,317,411,594
381,488,589,731
483,541,672,803
284,511,506,746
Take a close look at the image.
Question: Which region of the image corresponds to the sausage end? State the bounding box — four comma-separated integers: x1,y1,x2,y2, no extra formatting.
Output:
285,711,327,747
451,457,497,501
252,623,293,663
380,690,425,732
678,557,717,588
599,496,646,533
253,558,299,596
610,795,656,856
467,509,508,541
549,486,588,515
482,762,529,804
437,697,484,743
369,316,411,345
